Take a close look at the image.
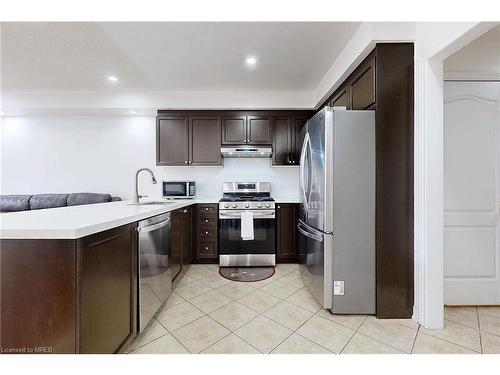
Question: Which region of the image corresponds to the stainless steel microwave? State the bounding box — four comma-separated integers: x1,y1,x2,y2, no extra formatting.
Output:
162,181,196,199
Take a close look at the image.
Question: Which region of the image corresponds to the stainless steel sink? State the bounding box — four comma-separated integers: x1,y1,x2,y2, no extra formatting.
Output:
128,201,175,206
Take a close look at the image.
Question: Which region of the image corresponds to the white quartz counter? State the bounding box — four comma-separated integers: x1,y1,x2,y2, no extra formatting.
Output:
0,199,203,239
0,198,300,240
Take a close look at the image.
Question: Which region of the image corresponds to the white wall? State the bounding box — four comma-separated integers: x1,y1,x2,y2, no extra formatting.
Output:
0,115,299,201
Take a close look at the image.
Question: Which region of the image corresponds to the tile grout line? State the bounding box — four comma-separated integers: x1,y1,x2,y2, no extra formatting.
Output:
417,329,482,353
339,315,368,354
188,315,233,354
476,306,484,354
410,324,421,354
291,313,335,353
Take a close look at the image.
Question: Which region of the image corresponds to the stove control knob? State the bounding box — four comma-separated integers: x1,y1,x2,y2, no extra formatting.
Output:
231,202,238,208
244,203,250,208
223,203,229,208
265,202,270,208
257,202,263,208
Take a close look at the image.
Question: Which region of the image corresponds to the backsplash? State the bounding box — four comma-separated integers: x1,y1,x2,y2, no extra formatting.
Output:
1,115,299,201
155,158,299,201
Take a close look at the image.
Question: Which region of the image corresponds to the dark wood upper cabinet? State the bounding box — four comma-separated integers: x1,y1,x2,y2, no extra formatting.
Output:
157,116,189,166
221,113,271,145
157,110,311,165
221,114,247,144
272,117,291,165
276,203,299,263
330,88,349,108
272,113,311,166
190,116,222,166
247,115,272,145
350,57,376,110
292,117,307,163
322,55,376,111
157,113,222,166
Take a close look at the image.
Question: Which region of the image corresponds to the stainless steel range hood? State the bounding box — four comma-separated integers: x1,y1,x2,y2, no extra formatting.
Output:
221,146,272,158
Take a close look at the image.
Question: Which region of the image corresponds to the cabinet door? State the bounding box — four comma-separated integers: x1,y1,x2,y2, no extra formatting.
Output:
350,57,376,110
196,204,219,262
181,207,193,266
222,114,247,144
272,117,291,165
247,115,272,145
157,116,189,165
292,118,307,165
276,204,298,262
79,224,137,353
170,210,182,280
189,116,222,166
330,88,349,108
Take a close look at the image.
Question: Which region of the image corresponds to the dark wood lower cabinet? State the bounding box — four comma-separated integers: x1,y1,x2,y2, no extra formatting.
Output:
0,224,138,354
276,203,299,263
195,204,219,263
0,239,78,353
79,224,137,353
171,206,194,280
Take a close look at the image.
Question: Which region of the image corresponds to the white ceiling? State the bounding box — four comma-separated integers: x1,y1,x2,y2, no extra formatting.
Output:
1,22,360,91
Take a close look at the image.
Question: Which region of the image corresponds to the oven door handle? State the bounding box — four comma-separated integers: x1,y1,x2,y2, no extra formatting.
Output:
219,211,275,219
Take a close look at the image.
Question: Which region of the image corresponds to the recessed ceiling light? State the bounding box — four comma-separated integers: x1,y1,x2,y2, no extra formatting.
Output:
107,75,119,82
128,110,137,114
245,56,257,67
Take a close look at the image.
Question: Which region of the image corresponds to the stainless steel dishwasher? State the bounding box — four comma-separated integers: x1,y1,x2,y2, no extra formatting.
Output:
137,213,172,332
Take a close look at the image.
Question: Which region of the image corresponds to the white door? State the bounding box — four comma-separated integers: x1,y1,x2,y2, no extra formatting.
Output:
444,81,500,305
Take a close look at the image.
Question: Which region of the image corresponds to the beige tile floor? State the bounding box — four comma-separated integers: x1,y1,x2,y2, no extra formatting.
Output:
127,263,500,354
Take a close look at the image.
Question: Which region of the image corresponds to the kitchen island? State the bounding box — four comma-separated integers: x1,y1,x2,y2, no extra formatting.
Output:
0,200,201,354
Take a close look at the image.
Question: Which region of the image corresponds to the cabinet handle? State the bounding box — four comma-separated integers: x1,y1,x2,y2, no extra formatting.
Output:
205,246,209,250
277,205,281,208
205,208,209,211
185,161,188,164
205,231,209,234
205,219,209,223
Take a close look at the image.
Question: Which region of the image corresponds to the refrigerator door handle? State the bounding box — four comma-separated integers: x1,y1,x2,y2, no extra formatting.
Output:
297,220,323,242
306,132,314,205
299,132,310,213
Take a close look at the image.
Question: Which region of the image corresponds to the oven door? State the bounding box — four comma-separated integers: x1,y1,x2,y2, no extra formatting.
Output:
219,209,276,266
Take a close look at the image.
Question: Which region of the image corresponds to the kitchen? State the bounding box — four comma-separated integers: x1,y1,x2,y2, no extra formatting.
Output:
1,16,499,362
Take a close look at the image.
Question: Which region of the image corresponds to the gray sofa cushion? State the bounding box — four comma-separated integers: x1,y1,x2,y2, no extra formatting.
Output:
67,193,112,206
0,195,32,212
29,194,69,210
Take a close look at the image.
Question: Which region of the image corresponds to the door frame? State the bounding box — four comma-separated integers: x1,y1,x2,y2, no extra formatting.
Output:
413,22,498,328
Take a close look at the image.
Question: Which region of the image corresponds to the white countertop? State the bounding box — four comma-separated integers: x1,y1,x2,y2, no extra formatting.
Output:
0,198,300,240
0,200,199,239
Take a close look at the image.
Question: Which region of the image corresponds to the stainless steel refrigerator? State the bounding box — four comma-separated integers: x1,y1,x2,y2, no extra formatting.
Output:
298,107,376,314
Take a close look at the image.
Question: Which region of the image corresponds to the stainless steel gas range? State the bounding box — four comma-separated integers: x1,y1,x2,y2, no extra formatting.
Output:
218,182,276,267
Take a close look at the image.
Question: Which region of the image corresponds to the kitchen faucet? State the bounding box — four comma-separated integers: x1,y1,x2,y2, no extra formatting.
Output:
134,168,157,203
